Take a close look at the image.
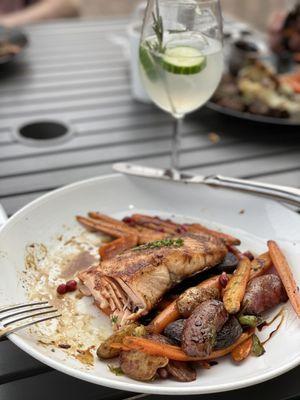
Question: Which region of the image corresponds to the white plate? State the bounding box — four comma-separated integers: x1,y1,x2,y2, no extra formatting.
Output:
0,174,300,395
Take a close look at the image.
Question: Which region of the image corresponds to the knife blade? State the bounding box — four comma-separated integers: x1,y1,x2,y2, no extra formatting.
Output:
113,163,206,183
113,162,300,207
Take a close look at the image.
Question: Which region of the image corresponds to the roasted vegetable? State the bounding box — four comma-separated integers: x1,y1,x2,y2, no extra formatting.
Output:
182,300,228,357
166,361,197,382
148,275,221,334
231,336,253,362
238,315,264,328
249,252,272,280
268,240,300,317
242,274,287,315
97,323,145,359
223,258,251,314
176,286,220,318
215,317,243,350
107,364,124,376
251,334,265,357
111,331,254,361
214,252,239,274
164,319,185,345
120,350,168,381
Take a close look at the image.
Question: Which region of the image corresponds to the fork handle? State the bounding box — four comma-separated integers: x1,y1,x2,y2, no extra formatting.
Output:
204,175,300,208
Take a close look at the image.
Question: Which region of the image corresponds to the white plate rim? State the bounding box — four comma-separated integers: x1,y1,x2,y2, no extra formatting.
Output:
1,173,300,395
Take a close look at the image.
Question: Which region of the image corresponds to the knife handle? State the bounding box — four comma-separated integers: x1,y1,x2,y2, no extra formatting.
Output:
205,175,300,207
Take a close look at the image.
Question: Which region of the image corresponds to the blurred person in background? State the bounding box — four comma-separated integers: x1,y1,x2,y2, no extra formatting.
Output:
0,0,80,27
221,0,293,31
0,0,139,27
0,0,296,30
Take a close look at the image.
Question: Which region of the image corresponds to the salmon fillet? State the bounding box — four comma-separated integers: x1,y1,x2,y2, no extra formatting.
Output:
79,233,227,327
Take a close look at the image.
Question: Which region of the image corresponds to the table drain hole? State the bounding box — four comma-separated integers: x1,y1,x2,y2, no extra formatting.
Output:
15,120,73,147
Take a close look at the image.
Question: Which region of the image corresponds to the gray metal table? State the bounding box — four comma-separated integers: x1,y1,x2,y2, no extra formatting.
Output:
0,17,300,400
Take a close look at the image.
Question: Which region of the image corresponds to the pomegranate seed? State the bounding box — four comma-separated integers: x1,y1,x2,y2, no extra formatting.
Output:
66,280,77,292
219,272,229,288
158,228,165,233
122,216,132,224
57,283,67,295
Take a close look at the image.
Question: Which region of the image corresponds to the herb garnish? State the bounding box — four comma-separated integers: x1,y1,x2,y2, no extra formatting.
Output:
111,315,118,324
140,0,164,82
108,364,124,376
152,0,164,53
133,238,184,251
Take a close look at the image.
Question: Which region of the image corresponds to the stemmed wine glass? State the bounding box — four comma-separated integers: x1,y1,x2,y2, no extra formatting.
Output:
139,0,223,171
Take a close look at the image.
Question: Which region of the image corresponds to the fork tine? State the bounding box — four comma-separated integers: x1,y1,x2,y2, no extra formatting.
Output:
0,301,48,314
0,304,54,322
4,313,61,338
3,308,58,328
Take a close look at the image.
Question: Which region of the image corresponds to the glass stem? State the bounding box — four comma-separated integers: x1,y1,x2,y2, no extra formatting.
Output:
171,116,183,171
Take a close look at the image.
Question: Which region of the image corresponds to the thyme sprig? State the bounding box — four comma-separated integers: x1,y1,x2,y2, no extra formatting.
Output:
110,315,118,324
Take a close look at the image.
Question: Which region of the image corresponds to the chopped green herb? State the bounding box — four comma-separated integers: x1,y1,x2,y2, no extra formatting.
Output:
133,238,184,251
108,364,124,376
111,315,118,324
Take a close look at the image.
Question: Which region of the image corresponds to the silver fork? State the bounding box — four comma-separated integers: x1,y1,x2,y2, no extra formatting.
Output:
0,301,61,340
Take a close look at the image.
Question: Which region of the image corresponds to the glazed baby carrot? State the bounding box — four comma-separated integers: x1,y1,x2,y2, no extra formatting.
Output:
268,240,300,317
231,336,253,362
223,258,251,314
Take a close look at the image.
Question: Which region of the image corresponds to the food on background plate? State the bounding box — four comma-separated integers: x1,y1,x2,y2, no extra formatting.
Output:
212,59,300,119
281,71,300,93
52,211,299,383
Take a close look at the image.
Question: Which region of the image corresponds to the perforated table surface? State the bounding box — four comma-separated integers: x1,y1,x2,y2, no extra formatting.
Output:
0,17,300,400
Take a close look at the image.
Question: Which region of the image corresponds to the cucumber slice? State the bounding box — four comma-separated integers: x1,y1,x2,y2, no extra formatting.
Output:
162,46,207,75
139,45,158,82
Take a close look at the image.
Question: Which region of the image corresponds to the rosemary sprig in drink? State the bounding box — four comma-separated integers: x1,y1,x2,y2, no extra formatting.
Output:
151,0,165,53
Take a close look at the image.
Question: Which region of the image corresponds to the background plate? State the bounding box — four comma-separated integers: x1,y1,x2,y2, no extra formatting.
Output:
207,101,300,127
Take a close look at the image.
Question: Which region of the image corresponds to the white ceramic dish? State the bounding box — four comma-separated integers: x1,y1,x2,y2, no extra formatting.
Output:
0,174,300,395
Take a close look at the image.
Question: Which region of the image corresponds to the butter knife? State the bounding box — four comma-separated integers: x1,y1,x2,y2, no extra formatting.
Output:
113,163,300,207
